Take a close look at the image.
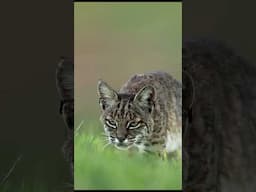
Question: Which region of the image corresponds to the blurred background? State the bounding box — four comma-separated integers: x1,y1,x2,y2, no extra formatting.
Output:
74,2,182,128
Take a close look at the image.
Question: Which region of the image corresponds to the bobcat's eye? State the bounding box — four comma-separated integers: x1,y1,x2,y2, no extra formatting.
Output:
127,121,141,129
105,119,117,129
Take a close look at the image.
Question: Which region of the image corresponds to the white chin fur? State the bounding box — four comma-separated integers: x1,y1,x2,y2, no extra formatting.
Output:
115,145,132,150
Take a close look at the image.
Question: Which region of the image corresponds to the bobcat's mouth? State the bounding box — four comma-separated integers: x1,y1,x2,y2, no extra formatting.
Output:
113,138,134,150
115,143,133,150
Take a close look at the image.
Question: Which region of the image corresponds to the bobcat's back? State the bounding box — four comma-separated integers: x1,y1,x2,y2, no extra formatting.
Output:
120,71,182,152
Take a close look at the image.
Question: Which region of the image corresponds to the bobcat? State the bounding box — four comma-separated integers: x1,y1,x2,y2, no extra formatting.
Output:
97,71,182,156
182,39,256,192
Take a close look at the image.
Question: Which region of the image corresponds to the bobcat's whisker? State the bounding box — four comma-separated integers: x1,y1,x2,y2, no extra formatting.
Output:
102,142,111,150
128,139,136,142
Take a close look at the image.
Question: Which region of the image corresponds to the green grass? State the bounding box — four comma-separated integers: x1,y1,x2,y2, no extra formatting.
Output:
74,120,182,190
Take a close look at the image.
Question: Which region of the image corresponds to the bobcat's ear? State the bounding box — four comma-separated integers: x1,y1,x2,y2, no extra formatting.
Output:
97,80,118,110
134,85,156,112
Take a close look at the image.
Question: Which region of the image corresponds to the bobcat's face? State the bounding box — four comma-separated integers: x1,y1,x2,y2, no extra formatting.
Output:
97,80,155,150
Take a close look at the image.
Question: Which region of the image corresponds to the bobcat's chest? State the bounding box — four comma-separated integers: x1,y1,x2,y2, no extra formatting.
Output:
165,131,181,153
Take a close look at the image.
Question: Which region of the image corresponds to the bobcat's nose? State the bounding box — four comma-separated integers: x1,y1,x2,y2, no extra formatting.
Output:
117,136,126,143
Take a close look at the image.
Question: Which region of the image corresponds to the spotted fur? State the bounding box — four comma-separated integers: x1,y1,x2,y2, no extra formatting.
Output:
97,71,181,156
